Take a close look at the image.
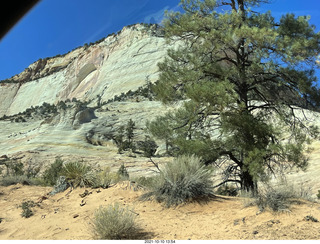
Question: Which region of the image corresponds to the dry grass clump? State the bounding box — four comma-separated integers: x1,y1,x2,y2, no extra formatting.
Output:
140,155,215,207
92,166,122,189
247,182,314,212
255,185,296,212
92,202,140,240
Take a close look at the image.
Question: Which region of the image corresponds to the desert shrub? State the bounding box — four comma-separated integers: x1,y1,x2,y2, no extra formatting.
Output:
117,164,129,179
42,158,64,186
20,200,37,218
133,176,157,189
28,177,47,186
295,183,314,201
6,160,24,176
25,164,41,179
61,161,95,187
92,202,140,240
140,155,215,207
317,190,320,199
215,184,238,196
92,167,121,189
0,175,31,186
137,136,158,157
0,159,43,186
255,185,296,212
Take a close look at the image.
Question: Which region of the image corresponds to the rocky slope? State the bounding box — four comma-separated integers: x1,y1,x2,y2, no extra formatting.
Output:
0,24,177,176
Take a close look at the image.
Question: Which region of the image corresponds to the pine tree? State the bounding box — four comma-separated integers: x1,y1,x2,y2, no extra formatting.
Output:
151,0,320,192
126,119,135,145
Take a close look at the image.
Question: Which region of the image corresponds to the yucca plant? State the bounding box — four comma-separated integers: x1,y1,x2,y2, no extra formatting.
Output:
141,155,215,207
61,161,94,187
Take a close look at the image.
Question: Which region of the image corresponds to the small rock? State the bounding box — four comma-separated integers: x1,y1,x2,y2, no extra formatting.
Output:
80,199,86,206
304,215,319,222
253,230,259,235
73,214,79,218
37,195,48,203
79,189,92,198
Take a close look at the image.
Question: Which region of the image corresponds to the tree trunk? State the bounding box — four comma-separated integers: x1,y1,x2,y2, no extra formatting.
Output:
240,169,257,194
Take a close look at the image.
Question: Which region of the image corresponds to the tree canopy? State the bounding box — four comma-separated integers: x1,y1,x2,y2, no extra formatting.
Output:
149,0,320,192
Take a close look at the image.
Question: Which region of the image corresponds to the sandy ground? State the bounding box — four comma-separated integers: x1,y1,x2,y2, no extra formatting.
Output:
0,183,320,240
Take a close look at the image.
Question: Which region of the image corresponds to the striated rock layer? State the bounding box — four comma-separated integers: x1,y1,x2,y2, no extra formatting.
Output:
0,24,175,176
0,24,169,117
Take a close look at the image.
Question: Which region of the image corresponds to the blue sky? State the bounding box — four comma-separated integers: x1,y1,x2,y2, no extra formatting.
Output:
0,0,319,81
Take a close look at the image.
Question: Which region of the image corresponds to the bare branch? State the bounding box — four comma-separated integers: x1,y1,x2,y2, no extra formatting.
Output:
213,179,241,189
149,157,162,173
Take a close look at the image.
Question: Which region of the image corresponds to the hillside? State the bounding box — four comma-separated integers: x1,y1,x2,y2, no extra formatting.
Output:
0,24,178,177
1,183,320,240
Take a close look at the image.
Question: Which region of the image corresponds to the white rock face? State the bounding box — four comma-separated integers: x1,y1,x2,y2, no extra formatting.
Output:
0,24,170,117
0,24,177,176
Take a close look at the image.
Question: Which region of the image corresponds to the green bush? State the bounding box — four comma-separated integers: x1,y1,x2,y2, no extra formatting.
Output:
117,164,129,179
92,167,121,189
133,176,157,189
6,160,24,176
20,201,37,218
317,190,320,199
42,158,64,186
140,155,215,207
255,185,296,212
137,136,158,157
92,202,140,240
0,175,31,186
61,161,94,187
0,160,43,186
215,184,238,196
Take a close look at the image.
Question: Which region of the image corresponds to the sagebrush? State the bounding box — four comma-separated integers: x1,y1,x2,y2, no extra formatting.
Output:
254,184,298,212
92,202,140,240
92,167,121,189
140,155,214,207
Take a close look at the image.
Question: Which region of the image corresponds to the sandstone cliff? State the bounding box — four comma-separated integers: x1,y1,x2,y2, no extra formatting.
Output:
0,24,175,176
0,24,168,117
